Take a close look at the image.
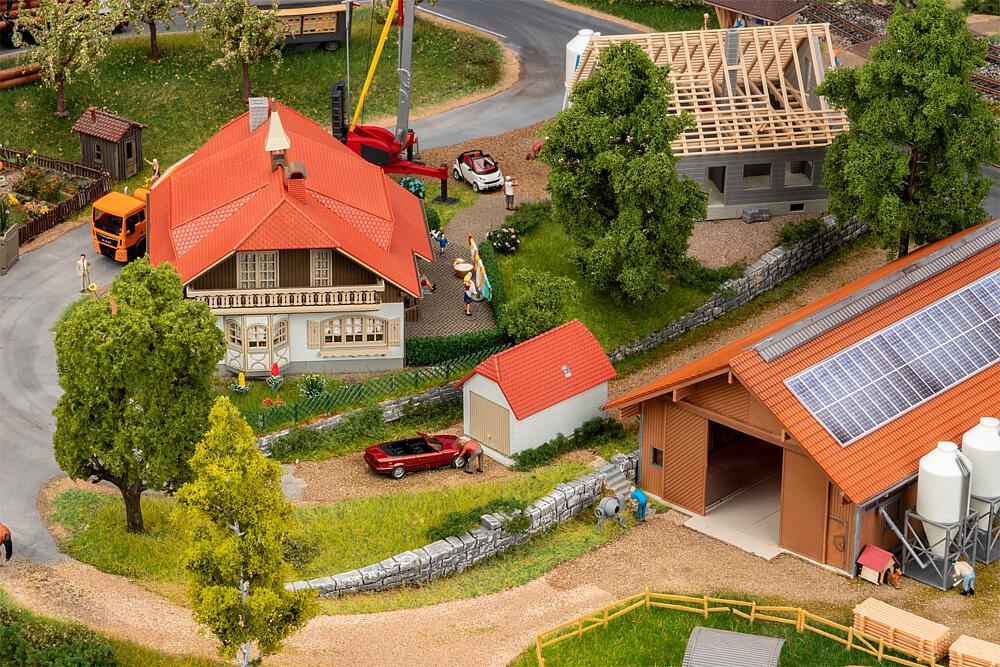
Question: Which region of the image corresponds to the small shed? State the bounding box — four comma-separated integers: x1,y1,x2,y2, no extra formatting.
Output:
72,107,146,180
950,635,1000,667
457,320,615,459
857,544,897,585
703,0,802,28
682,626,785,667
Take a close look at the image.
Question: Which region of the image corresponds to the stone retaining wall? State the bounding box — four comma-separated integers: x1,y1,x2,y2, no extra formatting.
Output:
285,451,640,597
257,384,461,454
607,216,869,363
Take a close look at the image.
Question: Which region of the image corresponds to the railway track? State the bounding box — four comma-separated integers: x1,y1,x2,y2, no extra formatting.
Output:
972,75,1000,98
800,1,881,45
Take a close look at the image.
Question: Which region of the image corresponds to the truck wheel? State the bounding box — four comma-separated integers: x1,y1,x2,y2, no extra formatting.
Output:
323,41,340,52
391,465,406,480
452,456,466,469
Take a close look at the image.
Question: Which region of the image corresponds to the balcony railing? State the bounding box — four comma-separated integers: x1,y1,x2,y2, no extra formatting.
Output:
187,281,384,313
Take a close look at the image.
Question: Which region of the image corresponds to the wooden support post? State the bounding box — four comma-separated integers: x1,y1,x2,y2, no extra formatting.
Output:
603,607,608,628
536,636,544,667
577,619,582,638
645,588,651,610
750,601,757,624
703,596,709,619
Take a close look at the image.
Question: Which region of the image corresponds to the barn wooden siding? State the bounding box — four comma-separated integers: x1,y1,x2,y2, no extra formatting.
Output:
779,450,828,562
640,397,709,514
686,375,786,439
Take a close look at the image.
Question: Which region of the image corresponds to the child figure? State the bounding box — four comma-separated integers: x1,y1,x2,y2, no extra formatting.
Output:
463,279,474,316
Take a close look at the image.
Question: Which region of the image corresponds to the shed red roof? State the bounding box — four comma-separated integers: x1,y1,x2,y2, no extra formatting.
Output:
148,102,431,295
704,0,802,23
458,320,616,420
72,107,145,143
857,544,895,571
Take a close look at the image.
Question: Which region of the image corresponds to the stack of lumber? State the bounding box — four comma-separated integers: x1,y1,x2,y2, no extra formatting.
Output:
0,62,41,90
950,635,1000,667
852,598,950,663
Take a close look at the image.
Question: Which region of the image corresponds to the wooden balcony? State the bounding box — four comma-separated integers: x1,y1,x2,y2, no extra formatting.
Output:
187,281,384,314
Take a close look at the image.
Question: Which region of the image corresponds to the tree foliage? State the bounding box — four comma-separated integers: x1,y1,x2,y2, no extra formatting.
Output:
13,0,122,115
127,0,192,61
53,259,224,533
540,41,706,303
501,269,577,343
199,0,288,102
176,398,315,664
816,0,1000,257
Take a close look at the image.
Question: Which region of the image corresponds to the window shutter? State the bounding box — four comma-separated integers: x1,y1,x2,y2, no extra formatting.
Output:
388,318,401,346
307,320,320,349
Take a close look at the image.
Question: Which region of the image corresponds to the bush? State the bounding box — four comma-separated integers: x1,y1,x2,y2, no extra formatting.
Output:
399,176,426,199
511,418,627,471
487,227,521,254
299,374,327,399
0,615,116,667
268,426,327,460
15,163,74,203
426,498,524,541
405,327,511,366
501,269,577,343
669,256,744,293
334,401,387,444
282,532,321,569
778,217,827,246
424,207,442,231
964,0,998,15
505,200,550,236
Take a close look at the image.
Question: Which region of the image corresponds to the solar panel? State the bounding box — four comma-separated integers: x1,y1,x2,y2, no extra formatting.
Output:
785,270,1000,446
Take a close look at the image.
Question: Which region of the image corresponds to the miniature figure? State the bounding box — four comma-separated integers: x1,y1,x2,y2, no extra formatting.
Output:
431,229,448,255
75,253,91,293
504,175,518,211
702,12,710,30
950,557,976,596
463,278,474,316
143,156,160,183
628,485,648,522
0,522,11,563
419,272,436,294
888,563,902,590
463,439,485,474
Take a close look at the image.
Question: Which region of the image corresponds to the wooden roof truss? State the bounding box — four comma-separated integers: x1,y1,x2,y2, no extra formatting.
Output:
570,24,849,157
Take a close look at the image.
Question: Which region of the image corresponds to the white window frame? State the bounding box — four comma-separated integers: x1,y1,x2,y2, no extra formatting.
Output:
225,319,242,349
310,249,332,287
237,251,279,289
319,316,385,348
246,324,269,350
273,319,288,347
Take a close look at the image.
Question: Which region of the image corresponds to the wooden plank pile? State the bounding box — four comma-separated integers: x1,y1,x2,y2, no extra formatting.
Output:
852,598,950,664
950,635,1000,667
1,0,41,29
0,62,41,90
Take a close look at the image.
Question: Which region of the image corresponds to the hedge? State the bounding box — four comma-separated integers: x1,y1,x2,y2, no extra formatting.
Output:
511,418,627,471
0,598,117,667
405,326,511,367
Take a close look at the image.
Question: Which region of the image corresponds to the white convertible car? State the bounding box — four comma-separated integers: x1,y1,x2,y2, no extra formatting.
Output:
452,150,504,192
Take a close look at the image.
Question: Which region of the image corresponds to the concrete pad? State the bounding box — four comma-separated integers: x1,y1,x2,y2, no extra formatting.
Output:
685,473,783,560
281,464,307,501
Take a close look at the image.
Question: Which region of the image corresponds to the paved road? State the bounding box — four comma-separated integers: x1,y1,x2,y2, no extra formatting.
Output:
0,225,120,562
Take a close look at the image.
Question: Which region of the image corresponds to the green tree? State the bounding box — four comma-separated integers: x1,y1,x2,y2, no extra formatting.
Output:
128,0,192,61
199,0,288,102
816,0,1000,258
53,259,224,533
502,269,577,343
541,41,706,303
13,0,123,116
176,398,315,666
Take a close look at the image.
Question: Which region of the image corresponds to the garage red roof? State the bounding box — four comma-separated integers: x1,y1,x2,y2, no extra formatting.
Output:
148,101,431,295
458,320,616,420
72,107,145,143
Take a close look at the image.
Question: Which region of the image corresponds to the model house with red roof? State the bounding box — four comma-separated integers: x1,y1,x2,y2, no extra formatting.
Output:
148,99,432,374
457,320,616,459
604,219,998,574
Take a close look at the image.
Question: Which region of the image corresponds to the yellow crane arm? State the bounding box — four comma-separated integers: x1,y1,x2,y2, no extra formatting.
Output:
350,0,399,131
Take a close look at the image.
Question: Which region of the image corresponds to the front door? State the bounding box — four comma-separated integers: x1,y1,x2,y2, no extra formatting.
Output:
825,517,848,570
469,392,510,456
125,139,137,177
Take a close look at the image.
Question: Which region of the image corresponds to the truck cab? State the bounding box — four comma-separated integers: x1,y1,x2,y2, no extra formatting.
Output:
91,189,148,262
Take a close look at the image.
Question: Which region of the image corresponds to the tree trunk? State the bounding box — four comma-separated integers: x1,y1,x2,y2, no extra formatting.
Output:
55,74,67,117
897,231,910,258
148,21,160,61
121,486,145,533
241,61,251,103
898,148,920,258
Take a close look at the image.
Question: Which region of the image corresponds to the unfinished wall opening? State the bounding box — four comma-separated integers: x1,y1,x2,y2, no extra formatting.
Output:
789,203,805,212
706,165,726,205
785,160,813,187
742,163,772,190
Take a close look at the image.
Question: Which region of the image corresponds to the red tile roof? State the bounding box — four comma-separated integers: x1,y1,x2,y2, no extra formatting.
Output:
606,220,999,503
72,107,145,143
458,320,616,420
148,102,431,295
857,544,895,571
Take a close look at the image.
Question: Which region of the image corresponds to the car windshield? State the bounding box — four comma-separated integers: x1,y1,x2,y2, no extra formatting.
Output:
93,210,122,235
425,436,442,449
471,157,497,174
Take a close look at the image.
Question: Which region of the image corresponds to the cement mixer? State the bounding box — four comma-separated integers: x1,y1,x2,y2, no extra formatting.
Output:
595,495,626,532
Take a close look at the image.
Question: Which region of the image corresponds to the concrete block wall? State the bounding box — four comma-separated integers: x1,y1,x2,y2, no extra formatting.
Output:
285,451,640,597
607,216,869,363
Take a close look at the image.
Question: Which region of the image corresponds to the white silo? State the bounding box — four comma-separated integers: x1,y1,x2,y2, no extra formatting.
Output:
916,441,972,558
963,417,1000,531
563,29,599,109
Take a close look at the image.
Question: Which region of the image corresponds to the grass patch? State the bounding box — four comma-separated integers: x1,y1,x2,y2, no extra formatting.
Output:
0,12,504,183
0,586,219,666
421,177,480,230
512,593,908,667
497,217,709,350
560,0,715,31
511,418,627,471
592,423,639,461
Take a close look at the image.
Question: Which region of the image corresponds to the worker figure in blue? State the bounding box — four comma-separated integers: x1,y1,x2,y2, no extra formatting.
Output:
950,557,976,596
628,485,648,523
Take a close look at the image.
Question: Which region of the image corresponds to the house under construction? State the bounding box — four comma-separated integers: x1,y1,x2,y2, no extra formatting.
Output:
568,24,848,220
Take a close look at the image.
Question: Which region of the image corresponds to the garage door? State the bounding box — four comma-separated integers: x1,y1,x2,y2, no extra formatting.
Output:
469,392,510,456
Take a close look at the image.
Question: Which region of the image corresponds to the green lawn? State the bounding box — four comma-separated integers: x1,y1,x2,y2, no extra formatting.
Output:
0,587,220,666
422,176,479,229
49,462,593,608
560,0,716,31
0,11,505,182
497,218,710,350
512,596,907,667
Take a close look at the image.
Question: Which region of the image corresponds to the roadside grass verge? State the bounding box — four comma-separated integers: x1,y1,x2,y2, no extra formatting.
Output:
0,11,505,177
49,462,591,609
512,592,903,667
0,586,220,666
559,0,715,31
496,217,710,349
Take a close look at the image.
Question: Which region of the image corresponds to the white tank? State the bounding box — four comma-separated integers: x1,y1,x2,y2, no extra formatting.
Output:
564,29,598,108
962,417,1000,531
916,441,972,558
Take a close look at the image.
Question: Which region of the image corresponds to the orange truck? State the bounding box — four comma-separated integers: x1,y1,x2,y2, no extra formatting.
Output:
91,188,148,262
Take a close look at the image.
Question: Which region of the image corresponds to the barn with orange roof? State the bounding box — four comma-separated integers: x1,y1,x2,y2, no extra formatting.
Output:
148,98,432,374
604,220,999,574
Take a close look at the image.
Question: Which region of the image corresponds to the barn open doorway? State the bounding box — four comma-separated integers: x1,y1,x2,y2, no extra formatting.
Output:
706,423,782,507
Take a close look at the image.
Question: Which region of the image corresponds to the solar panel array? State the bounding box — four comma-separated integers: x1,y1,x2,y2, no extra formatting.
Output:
785,271,1000,446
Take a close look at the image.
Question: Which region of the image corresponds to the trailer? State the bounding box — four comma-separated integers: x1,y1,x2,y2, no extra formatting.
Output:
249,0,350,52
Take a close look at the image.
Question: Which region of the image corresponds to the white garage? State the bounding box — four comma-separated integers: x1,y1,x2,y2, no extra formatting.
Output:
458,320,616,460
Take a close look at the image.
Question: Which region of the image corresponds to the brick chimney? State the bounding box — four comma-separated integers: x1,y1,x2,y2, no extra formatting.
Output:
89,106,96,123
286,162,308,203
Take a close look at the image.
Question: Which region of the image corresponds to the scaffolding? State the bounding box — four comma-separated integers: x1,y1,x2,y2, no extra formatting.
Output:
971,493,1000,564
899,508,979,591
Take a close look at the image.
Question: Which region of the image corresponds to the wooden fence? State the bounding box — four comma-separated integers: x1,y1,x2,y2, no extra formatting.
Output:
534,590,938,667
0,148,111,245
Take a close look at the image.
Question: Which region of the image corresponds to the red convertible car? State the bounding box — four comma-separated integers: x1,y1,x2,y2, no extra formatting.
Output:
364,433,480,479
